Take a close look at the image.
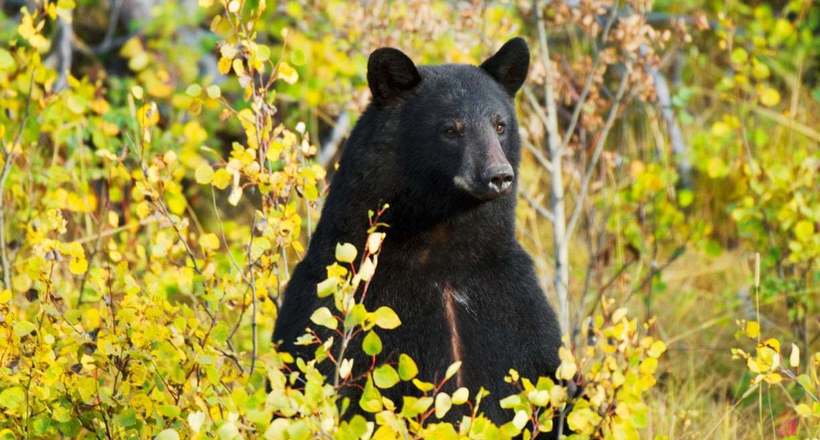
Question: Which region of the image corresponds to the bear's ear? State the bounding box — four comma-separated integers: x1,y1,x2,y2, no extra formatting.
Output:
480,37,530,96
368,47,422,103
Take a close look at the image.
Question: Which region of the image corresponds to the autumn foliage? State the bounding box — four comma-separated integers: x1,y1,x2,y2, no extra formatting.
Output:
0,0,817,439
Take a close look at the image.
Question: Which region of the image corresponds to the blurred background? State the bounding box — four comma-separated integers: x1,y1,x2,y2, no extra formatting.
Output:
0,0,817,438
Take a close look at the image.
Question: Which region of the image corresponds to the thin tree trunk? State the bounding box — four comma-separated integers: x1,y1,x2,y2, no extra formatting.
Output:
535,0,570,338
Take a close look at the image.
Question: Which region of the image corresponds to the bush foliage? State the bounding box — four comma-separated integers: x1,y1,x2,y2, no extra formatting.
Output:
0,0,817,439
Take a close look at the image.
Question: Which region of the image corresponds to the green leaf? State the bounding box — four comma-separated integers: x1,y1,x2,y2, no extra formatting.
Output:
13,320,36,337
398,353,418,381
114,408,137,428
730,48,747,65
362,330,382,356
373,364,399,389
372,306,401,329
359,377,382,413
678,189,693,207
0,387,25,411
499,395,521,409
0,49,14,71
400,396,433,418
310,307,337,330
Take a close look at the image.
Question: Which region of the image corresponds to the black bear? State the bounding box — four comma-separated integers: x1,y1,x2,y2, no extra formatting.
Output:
274,37,562,432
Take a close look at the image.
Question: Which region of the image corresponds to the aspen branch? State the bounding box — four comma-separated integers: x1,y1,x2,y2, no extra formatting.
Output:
319,111,350,167
564,68,630,246
559,4,619,152
523,139,553,174
535,0,570,338
641,44,692,188
53,17,73,92
519,188,555,224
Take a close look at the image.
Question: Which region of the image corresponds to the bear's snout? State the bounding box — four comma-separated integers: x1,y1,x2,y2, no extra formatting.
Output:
482,163,514,197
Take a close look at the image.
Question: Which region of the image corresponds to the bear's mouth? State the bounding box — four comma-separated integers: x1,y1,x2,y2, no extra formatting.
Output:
453,175,514,201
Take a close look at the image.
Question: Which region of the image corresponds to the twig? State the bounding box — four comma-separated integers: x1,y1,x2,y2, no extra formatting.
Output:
559,4,619,152
0,152,14,289
92,0,124,54
563,68,630,247
0,72,34,289
246,212,258,375
641,44,692,187
319,110,350,167
523,139,553,174
53,17,73,92
519,188,555,223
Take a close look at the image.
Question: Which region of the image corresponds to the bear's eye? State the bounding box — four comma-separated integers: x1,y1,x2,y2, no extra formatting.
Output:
443,121,464,137
495,121,506,135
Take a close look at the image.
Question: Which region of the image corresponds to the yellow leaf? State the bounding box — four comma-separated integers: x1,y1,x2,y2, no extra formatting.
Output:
793,220,814,242
366,232,386,254
789,344,800,368
206,85,221,99
228,185,243,206
310,307,337,330
359,256,376,281
131,85,144,100
444,361,462,381
335,242,357,263
82,308,101,329
277,62,299,84
232,59,246,76
211,168,232,189
217,56,232,75
745,321,760,339
557,347,577,380
195,164,214,184
795,403,811,417
434,393,451,419
137,103,160,127
758,86,780,107
451,387,469,405
0,289,11,304
372,306,400,329
763,372,782,384
648,340,667,358
0,49,15,72
512,410,528,431
706,157,728,179
199,233,220,251
155,428,180,440
69,258,88,275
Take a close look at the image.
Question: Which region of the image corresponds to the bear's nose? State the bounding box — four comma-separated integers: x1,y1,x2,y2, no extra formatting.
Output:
484,163,514,194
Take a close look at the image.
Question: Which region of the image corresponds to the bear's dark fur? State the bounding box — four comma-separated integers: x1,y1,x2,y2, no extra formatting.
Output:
274,38,562,433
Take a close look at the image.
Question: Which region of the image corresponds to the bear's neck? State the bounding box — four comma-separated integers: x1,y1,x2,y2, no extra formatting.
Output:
307,169,517,269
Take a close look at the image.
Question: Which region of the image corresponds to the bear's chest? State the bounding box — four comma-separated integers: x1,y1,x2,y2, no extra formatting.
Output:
364,270,520,382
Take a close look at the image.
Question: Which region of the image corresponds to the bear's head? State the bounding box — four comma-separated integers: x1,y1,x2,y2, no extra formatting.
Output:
367,38,530,208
